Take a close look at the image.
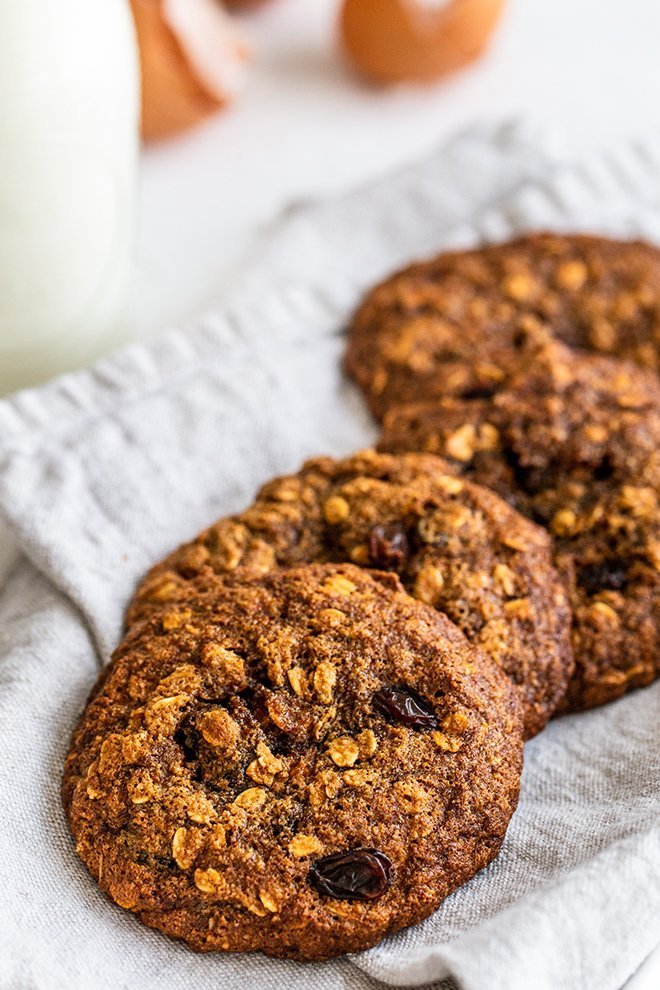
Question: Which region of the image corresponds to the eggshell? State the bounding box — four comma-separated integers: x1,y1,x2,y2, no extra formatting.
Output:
224,0,273,9
130,0,249,140
340,0,506,84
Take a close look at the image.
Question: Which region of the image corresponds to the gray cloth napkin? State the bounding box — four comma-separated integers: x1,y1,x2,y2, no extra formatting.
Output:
1,121,659,990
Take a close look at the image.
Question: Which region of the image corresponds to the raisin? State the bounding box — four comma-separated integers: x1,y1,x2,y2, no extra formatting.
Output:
503,447,549,495
577,557,630,595
368,523,409,571
373,685,438,730
309,848,393,901
593,456,615,481
174,713,200,762
460,385,497,400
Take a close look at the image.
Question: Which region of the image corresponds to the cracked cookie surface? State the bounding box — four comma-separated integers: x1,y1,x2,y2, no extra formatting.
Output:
379,343,660,712
63,564,523,961
346,233,660,420
130,450,572,737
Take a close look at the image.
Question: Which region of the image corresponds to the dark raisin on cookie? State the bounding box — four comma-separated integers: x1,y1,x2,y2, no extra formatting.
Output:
372,685,438,730
64,564,523,961
309,849,393,901
130,450,573,738
379,340,660,713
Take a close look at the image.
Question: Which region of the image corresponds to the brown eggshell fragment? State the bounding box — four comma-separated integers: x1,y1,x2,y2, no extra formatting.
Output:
131,0,249,140
340,0,506,84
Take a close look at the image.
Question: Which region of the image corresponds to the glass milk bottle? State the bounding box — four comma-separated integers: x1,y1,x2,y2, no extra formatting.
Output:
0,0,139,394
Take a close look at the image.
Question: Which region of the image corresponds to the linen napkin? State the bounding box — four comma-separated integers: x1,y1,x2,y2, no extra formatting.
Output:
0,120,659,990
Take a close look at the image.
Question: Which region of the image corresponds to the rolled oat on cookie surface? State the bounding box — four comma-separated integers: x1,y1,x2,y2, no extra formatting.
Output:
63,564,523,961
130,450,572,737
379,341,660,712
346,233,660,420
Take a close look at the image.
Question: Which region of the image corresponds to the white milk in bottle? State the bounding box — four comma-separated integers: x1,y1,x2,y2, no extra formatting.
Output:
0,0,139,394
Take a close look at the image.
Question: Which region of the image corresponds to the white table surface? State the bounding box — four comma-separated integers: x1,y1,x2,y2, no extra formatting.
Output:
2,0,660,984
131,0,660,338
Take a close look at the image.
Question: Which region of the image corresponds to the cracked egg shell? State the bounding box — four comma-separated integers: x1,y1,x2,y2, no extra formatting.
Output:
340,0,506,84
131,0,249,140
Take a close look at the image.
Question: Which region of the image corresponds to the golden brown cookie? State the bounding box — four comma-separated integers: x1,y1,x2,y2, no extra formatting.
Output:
379,342,660,712
346,232,660,420
63,564,523,961
130,450,573,737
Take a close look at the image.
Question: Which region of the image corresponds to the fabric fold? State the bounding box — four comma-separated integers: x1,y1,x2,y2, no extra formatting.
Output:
1,120,659,990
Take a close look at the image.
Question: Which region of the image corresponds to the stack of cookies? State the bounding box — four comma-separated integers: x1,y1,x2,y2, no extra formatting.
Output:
63,233,659,962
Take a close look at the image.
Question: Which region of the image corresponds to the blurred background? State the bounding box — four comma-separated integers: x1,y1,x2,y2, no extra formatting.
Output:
133,0,660,336
1,0,660,394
